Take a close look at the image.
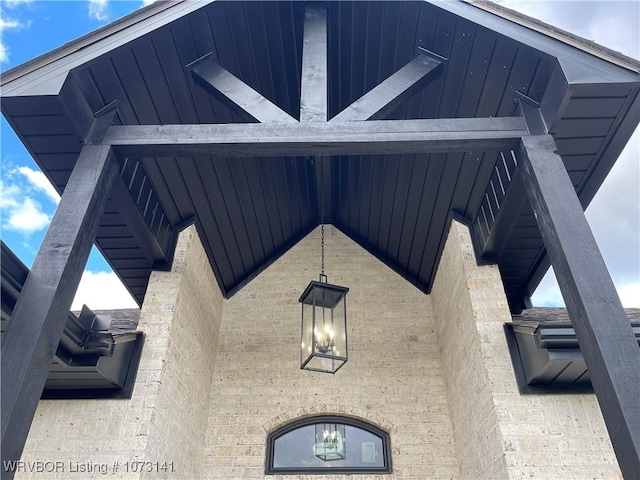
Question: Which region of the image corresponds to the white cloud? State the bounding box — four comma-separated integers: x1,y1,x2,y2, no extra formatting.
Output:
532,271,640,309
495,1,639,59
88,0,109,22
0,17,21,30
141,0,159,5
588,3,640,59
0,193,51,235
0,15,25,63
0,165,58,236
0,181,21,209
1,0,35,8
586,128,640,287
71,270,138,311
17,166,60,205
618,282,640,308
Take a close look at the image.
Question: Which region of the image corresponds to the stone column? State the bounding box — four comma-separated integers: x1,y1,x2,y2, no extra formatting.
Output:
17,225,223,479
137,225,223,478
431,221,620,479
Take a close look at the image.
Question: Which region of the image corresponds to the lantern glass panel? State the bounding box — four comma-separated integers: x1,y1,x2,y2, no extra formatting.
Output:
328,294,346,358
301,301,313,365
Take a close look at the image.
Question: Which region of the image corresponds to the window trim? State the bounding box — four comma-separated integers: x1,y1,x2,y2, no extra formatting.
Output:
265,415,392,475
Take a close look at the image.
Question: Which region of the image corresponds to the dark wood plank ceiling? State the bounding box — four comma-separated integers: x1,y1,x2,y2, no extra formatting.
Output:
2,1,638,309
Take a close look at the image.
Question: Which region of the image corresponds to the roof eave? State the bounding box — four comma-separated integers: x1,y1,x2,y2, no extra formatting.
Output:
461,0,640,74
0,0,215,97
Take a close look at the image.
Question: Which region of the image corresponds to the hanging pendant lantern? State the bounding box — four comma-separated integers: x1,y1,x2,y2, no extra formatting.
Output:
300,160,348,374
299,272,349,374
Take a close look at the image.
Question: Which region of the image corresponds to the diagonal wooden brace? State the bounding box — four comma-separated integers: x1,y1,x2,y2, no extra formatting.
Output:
331,52,444,122
189,54,297,124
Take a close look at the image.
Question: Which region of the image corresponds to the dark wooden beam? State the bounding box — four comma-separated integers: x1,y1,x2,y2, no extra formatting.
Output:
1,144,119,477
518,134,640,479
331,54,443,122
103,117,528,158
59,76,174,270
109,176,171,268
59,75,97,142
190,56,297,124
300,4,327,123
474,151,527,260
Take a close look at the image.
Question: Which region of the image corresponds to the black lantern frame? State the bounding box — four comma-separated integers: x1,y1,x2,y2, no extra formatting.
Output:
299,275,348,374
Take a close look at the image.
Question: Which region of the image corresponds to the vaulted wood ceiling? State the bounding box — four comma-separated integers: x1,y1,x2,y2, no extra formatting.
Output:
2,0,638,311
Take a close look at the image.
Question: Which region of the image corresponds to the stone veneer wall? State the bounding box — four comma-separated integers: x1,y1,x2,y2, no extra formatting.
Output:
17,221,621,479
430,220,620,479
138,226,223,478
199,226,459,479
17,225,223,479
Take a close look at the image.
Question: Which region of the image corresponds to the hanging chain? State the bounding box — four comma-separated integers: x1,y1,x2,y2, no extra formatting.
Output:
321,223,325,277
320,157,326,281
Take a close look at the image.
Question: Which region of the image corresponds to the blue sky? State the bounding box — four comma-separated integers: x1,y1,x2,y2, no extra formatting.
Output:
1,0,638,310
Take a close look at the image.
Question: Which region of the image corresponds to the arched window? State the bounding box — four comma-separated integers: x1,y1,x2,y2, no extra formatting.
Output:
265,415,392,474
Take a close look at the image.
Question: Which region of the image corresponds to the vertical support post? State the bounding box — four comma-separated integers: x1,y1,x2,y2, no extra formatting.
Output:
1,144,119,477
300,4,328,123
518,134,640,479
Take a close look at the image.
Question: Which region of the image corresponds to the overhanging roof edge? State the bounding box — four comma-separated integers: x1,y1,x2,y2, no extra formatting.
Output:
0,0,215,95
439,0,640,77
3,0,639,93
461,0,640,73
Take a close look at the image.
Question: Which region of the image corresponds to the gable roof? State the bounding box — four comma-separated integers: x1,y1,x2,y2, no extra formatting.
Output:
2,0,639,311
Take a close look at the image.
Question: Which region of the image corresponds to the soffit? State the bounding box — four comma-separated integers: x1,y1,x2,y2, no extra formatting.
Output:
1,1,638,308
